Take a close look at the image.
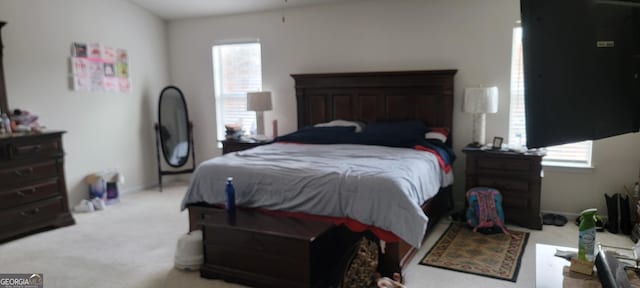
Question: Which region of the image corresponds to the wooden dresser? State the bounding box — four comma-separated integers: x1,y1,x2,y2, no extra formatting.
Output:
0,22,8,114
463,147,544,230
0,132,74,242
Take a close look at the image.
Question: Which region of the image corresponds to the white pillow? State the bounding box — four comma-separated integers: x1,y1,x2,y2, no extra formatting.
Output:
314,120,364,132
425,128,449,143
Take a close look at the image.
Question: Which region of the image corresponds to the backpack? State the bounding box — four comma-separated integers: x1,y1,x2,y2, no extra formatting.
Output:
466,187,511,236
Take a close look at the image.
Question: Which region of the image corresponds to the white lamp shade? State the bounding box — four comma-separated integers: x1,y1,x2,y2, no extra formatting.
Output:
246,91,273,112
463,87,499,114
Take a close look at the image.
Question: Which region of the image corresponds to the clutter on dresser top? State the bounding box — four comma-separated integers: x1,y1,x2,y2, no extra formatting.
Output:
0,108,45,135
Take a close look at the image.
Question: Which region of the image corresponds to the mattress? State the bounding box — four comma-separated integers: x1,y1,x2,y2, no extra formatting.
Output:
181,142,453,247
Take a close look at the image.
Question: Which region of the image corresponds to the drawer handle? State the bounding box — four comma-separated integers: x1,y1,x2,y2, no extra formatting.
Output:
20,207,40,216
19,145,42,154
16,188,36,197
9,145,43,159
14,168,34,176
31,145,43,153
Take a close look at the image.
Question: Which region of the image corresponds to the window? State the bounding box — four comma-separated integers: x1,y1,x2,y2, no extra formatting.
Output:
212,42,262,141
509,27,592,167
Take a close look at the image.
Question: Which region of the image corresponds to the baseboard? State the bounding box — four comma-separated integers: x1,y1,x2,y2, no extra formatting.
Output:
454,201,582,221
118,177,192,195
541,210,580,221
119,183,157,194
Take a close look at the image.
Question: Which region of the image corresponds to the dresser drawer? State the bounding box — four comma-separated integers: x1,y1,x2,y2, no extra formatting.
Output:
502,194,532,210
475,157,531,172
4,136,62,161
0,196,66,229
0,160,59,186
0,131,74,242
475,176,530,193
0,179,60,209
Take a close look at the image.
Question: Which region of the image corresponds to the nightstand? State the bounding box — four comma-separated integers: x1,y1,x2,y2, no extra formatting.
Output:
221,139,269,155
463,146,545,230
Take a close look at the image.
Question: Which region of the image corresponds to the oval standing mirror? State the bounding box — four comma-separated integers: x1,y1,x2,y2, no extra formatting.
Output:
159,86,189,167
155,86,195,191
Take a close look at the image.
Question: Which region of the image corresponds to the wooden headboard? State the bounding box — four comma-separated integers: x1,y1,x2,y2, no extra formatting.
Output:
292,70,457,144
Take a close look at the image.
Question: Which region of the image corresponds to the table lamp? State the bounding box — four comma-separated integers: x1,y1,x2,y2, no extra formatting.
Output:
246,91,272,140
463,86,498,146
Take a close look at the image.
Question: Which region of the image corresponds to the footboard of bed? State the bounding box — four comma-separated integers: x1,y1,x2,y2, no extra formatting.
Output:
187,185,452,278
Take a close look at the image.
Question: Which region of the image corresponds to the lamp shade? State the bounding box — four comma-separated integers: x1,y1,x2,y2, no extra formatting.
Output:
246,91,273,112
462,87,498,114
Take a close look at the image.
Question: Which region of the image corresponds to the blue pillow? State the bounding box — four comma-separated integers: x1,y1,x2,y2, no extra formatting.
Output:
359,120,428,147
275,126,357,144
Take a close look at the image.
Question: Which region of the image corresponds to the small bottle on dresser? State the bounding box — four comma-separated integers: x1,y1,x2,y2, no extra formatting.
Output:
1,113,10,134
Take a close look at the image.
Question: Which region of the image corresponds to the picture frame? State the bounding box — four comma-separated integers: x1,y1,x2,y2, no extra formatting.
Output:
492,137,503,150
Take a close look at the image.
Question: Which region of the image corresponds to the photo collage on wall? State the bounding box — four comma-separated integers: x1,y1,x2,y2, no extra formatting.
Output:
69,42,131,92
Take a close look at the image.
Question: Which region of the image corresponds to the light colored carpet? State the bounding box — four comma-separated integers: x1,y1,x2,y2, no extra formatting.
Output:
0,183,633,288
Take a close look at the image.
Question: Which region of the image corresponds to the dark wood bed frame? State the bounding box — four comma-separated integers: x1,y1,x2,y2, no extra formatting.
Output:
188,69,457,280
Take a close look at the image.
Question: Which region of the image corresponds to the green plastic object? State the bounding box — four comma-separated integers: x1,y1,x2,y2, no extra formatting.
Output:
578,208,597,262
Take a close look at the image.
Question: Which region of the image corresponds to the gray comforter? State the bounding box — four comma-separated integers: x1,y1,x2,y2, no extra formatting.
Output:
181,143,452,247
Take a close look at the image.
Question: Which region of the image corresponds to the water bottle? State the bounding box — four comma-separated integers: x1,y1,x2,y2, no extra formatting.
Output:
225,177,236,213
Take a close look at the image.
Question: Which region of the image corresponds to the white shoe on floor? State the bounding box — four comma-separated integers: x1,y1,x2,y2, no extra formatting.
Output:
74,199,95,213
91,198,106,210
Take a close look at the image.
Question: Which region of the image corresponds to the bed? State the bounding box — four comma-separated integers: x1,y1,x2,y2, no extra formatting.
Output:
185,69,457,281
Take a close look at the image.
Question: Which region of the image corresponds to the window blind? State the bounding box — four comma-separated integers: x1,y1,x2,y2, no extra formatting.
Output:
212,42,262,140
509,27,592,167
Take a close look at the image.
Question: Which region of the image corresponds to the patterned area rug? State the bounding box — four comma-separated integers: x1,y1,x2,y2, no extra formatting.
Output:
420,223,529,282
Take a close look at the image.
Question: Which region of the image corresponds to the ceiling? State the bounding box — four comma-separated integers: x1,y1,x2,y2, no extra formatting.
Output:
127,0,350,20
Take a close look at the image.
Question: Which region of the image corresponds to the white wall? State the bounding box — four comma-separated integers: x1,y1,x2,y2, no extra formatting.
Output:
543,135,640,216
9,0,635,217
167,0,518,207
0,0,170,206
167,0,640,215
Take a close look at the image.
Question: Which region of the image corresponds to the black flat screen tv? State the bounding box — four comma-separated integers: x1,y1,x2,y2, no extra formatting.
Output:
521,0,639,148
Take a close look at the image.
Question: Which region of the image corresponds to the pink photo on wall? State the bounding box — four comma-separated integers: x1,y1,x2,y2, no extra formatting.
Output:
103,47,115,63
69,42,131,93
104,77,118,92
71,42,87,57
87,61,104,82
119,78,130,93
70,58,88,77
87,43,102,60
117,49,128,64
72,76,90,91
104,63,115,77
90,77,104,92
